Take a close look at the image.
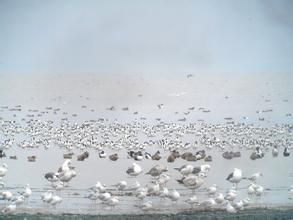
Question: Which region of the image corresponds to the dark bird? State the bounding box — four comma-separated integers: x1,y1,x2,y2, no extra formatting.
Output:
283,147,290,157
151,151,161,161
77,151,89,161
44,172,59,182
63,152,74,159
0,150,6,158
109,153,119,161
27,156,36,162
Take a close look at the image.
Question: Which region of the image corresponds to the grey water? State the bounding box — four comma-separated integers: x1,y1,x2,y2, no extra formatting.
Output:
0,73,292,219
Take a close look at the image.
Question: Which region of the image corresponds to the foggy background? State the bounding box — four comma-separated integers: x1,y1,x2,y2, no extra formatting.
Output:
0,0,293,75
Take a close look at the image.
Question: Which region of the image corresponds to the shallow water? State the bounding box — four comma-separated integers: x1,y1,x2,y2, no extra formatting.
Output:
0,73,292,216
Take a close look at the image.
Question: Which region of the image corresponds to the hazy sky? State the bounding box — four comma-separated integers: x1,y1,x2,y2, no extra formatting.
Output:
0,0,293,75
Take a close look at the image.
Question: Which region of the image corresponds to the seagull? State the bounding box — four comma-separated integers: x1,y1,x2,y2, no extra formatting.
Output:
283,146,290,157
99,151,107,158
200,198,216,208
159,187,169,200
247,172,263,183
105,196,119,207
1,191,13,201
254,184,264,196
226,202,237,213
13,195,25,205
41,190,53,203
92,181,106,193
50,195,62,206
113,181,127,191
58,169,76,183
288,186,293,200
147,182,160,196
177,173,205,190
168,189,180,202
2,203,16,213
98,192,111,202
146,164,168,177
207,184,217,196
215,193,225,204
135,188,147,200
234,200,244,210
174,164,194,176
155,173,171,187
192,164,211,176
127,181,141,191
272,146,278,157
138,200,153,211
226,168,242,187
157,104,164,109
126,163,143,177
19,184,32,199
248,183,256,195
185,196,199,208
225,188,238,201
44,172,60,182
0,163,8,178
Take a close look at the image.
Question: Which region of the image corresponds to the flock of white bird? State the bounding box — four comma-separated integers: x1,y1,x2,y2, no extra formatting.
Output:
0,104,292,215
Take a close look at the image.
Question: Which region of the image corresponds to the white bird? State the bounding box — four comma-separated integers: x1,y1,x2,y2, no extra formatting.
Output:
156,173,170,186
215,193,225,204
185,195,199,207
2,203,16,213
175,164,194,176
20,184,32,198
248,183,256,195
159,187,169,199
147,182,160,196
226,168,242,187
248,183,264,196
127,181,141,191
126,163,142,177
99,151,107,158
207,184,217,196
105,196,119,207
288,186,293,200
177,174,205,190
98,192,111,202
1,191,13,201
93,181,106,193
13,195,25,205
51,181,64,191
41,190,53,203
247,172,263,183
0,163,8,178
139,200,153,211
226,202,237,213
50,195,62,206
272,146,278,157
201,198,216,208
242,197,251,206
234,200,244,210
255,184,264,196
168,189,180,202
146,164,168,177
225,188,237,201
58,169,76,183
135,188,147,200
61,159,71,172
113,181,127,191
